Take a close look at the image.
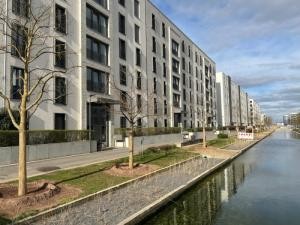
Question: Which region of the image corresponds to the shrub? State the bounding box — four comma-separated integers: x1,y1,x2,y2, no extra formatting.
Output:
218,133,229,139
114,127,181,137
0,130,90,147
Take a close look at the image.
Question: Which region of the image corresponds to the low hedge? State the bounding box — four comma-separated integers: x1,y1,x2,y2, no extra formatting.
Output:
0,130,90,147
217,133,229,139
115,127,181,137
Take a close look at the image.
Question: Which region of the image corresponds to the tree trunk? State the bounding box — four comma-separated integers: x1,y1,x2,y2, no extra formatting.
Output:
18,119,27,196
18,91,27,196
128,126,134,169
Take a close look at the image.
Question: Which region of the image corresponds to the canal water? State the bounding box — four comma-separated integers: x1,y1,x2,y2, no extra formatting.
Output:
141,129,300,225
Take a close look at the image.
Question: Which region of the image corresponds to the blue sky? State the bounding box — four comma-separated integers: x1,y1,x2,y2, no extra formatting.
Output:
152,0,300,122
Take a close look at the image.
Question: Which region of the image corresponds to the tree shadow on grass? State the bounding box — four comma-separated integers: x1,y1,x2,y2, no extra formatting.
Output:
0,216,11,225
54,166,111,186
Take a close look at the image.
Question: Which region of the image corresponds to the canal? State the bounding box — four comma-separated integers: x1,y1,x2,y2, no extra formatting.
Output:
141,129,300,225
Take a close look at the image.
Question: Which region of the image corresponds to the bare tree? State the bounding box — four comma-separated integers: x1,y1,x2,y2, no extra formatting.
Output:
111,70,157,169
0,0,75,196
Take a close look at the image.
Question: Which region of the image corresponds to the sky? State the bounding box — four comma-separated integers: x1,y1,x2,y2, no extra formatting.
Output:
152,0,300,122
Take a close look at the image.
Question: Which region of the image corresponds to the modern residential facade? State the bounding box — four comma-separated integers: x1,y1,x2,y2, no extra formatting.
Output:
0,0,216,148
216,72,261,128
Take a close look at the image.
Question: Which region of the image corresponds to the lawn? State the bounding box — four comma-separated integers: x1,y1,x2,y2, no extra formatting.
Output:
207,137,236,148
0,148,199,224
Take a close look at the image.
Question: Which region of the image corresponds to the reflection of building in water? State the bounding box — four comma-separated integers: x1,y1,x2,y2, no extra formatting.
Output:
142,162,252,225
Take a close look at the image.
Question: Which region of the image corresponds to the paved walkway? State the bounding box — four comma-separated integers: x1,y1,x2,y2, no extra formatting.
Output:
0,148,129,183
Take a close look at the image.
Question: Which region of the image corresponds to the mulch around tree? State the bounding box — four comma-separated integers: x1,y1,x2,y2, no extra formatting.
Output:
0,180,81,220
105,163,161,177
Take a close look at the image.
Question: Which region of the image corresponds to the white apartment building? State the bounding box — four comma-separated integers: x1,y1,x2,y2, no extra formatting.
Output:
216,72,230,127
249,99,261,126
216,72,251,128
0,0,216,148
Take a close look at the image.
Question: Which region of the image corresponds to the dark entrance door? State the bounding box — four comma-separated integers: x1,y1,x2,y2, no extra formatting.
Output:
87,103,109,150
174,113,182,127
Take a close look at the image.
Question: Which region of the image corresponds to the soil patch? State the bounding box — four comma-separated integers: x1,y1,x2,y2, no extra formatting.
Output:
105,164,161,177
0,180,81,220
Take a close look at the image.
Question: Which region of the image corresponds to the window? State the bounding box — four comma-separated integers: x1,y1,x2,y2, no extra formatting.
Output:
182,57,186,70
163,63,166,77
153,57,157,73
172,58,179,73
188,46,191,57
162,44,166,59
137,71,142,89
183,89,186,101
162,22,166,37
11,67,24,99
164,119,167,127
120,116,127,128
183,73,186,85
86,5,108,37
119,65,126,86
119,39,126,60
173,94,180,108
154,98,158,114
153,77,157,93
137,118,142,127
172,40,179,56
152,36,156,53
189,62,192,74
87,36,108,65
55,113,66,130
189,77,192,88
182,41,185,53
152,14,156,30
164,100,167,115
134,24,140,43
87,67,108,94
12,0,28,17
55,77,66,105
119,0,125,7
163,82,167,96
55,40,66,68
55,4,66,33
134,0,140,18
119,13,126,35
173,76,180,91
137,94,142,110
11,24,26,57
136,48,141,66
120,91,127,110
93,0,107,9
154,119,158,128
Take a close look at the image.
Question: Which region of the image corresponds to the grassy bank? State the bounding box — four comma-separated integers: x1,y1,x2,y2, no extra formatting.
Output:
0,148,199,223
207,137,236,148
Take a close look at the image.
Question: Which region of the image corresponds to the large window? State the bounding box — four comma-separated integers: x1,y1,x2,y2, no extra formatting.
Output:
119,0,125,7
119,39,126,60
136,48,141,66
173,76,180,91
162,44,166,59
86,5,108,37
55,40,66,68
11,24,26,57
152,14,156,30
119,13,126,35
86,36,108,65
120,116,126,128
12,0,28,17
87,67,108,94
119,64,126,86
172,58,179,73
137,71,141,90
55,4,66,33
162,22,166,38
134,24,140,43
93,0,107,9
137,94,142,110
172,40,179,56
134,0,140,18
173,94,180,108
55,77,66,105
11,67,24,100
55,113,66,130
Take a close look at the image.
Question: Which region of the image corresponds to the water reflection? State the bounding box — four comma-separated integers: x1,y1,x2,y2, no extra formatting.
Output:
142,162,252,225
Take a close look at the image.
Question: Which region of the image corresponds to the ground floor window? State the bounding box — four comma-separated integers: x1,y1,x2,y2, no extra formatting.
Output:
54,113,66,130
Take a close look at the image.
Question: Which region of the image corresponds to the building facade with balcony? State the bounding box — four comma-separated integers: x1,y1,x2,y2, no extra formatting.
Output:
0,0,216,148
